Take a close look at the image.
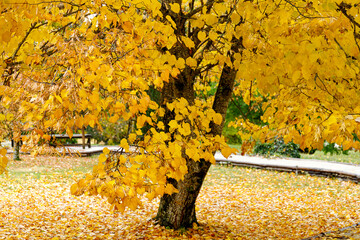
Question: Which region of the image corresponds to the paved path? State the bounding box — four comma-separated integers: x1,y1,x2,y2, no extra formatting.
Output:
214,152,360,182
6,142,360,181
67,146,360,182
60,145,123,156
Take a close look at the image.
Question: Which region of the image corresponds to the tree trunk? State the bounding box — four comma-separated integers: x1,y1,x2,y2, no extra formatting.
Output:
155,51,238,229
81,127,86,149
13,141,21,161
154,1,243,228
154,158,211,229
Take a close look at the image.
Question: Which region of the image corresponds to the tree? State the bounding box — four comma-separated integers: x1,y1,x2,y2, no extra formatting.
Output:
1,0,360,230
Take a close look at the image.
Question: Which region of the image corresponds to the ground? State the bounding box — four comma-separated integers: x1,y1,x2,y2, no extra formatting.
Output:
0,154,360,239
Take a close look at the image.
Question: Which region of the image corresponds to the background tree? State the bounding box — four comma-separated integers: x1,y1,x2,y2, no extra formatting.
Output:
1,0,360,230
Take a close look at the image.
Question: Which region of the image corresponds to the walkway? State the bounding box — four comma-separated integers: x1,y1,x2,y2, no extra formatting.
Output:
65,146,360,182
215,152,360,182
5,142,360,181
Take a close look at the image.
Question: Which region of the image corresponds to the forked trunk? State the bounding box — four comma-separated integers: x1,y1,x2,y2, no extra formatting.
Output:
155,60,237,229
154,18,241,228
154,158,211,229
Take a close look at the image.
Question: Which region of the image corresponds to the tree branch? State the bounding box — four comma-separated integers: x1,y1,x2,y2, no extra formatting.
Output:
12,22,47,60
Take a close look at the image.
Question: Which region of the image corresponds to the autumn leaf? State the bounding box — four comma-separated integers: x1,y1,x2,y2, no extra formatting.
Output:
170,3,180,13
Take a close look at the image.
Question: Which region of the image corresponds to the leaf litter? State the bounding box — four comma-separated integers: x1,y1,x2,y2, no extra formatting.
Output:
0,155,359,239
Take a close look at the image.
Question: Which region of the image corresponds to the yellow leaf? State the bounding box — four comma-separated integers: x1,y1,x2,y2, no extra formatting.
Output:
171,67,180,77
158,121,165,130
342,140,352,151
75,117,84,128
214,3,227,14
181,36,195,49
203,14,218,26
191,19,204,28
170,3,180,13
179,122,191,136
89,93,99,104
164,183,179,195
66,127,73,139
171,157,181,168
120,139,129,152
122,21,133,33
209,30,218,41
326,115,338,125
231,13,241,25
156,185,165,195
115,202,125,213
168,120,178,130
116,187,125,198
146,191,156,201
221,146,237,159
213,113,222,125
161,70,170,82
197,31,207,42
43,134,51,141
103,147,110,155
55,95,63,104
0,148,7,155
1,31,11,43
109,114,119,123
136,115,148,128
186,148,195,158
185,57,197,68
128,133,137,143
175,58,185,69
99,153,107,162
166,15,177,29
137,187,145,194
70,183,79,195
0,155,8,174
292,70,301,82
128,198,138,211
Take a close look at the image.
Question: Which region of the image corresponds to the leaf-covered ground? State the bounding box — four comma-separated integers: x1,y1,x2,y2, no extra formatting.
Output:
1,155,360,239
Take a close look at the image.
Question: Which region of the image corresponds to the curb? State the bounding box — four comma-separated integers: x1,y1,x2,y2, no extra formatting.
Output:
215,159,360,183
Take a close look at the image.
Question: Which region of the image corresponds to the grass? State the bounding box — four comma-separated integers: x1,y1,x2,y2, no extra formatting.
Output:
301,150,360,165
1,154,360,239
5,155,97,181
227,144,242,152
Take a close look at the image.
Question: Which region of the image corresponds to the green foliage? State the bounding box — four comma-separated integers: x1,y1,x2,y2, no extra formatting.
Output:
223,94,265,144
253,137,301,158
322,142,349,155
223,126,242,144
86,120,130,145
57,136,77,145
299,148,317,154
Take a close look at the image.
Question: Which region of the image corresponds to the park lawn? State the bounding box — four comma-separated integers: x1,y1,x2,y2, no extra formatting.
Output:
0,155,360,239
229,143,360,165
301,150,360,165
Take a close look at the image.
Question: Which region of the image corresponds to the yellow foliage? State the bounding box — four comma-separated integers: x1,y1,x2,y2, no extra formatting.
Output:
170,3,180,13
120,139,129,152
2,0,360,221
0,147,8,174
185,57,197,68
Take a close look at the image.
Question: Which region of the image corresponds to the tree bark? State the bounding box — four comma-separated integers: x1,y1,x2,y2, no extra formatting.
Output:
154,158,211,229
155,41,240,229
154,0,243,229
13,141,21,161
